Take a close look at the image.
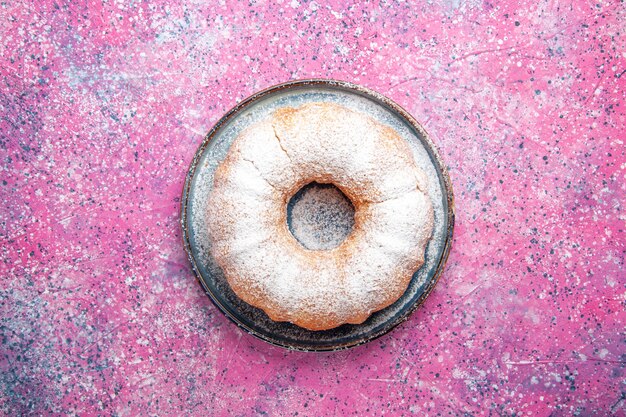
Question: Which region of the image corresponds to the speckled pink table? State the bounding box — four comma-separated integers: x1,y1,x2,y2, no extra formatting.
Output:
1,1,624,416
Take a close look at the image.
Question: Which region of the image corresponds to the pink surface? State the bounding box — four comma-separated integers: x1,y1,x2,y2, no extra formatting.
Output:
1,1,624,415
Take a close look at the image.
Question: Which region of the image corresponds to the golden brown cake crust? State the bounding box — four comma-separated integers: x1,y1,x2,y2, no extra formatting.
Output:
206,102,434,331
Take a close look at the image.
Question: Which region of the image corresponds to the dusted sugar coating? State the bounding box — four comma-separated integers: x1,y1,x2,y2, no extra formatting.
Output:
206,102,434,330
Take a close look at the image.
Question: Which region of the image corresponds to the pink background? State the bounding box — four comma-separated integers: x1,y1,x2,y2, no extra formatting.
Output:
1,0,624,415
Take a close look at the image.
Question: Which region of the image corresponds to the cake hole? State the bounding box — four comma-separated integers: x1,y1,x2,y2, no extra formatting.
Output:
286,182,355,250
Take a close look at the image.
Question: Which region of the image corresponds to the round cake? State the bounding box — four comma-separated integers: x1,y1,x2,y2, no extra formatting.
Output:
206,102,434,331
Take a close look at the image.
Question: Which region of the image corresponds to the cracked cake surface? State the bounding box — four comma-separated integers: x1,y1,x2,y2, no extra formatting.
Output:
206,102,434,331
